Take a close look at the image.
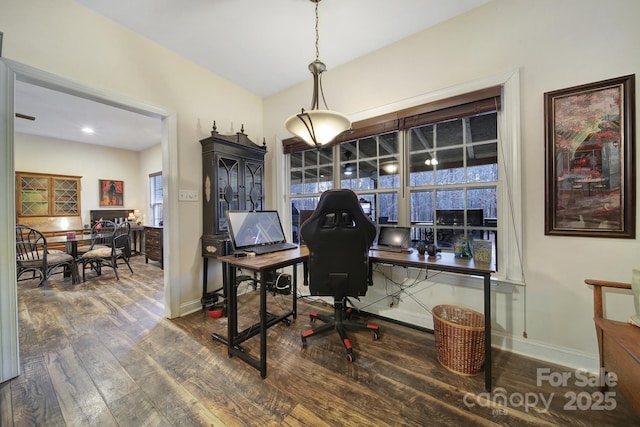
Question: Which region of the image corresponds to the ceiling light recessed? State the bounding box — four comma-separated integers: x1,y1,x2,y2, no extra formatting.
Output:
82,127,95,134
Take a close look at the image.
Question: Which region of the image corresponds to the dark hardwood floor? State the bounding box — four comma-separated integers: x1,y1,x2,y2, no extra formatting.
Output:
2,255,638,426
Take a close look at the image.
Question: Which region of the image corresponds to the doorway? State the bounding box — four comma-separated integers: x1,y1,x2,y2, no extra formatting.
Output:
0,58,179,382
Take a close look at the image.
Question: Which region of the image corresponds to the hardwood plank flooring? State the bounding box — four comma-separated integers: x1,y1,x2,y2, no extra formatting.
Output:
1,256,638,426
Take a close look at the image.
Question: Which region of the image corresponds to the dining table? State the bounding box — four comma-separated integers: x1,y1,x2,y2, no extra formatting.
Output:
47,232,107,258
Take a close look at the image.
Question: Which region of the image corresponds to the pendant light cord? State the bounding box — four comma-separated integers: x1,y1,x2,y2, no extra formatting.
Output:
315,1,320,62
313,0,329,109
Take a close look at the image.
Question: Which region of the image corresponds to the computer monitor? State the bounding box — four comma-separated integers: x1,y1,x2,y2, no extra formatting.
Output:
376,226,411,249
359,201,372,215
226,210,287,251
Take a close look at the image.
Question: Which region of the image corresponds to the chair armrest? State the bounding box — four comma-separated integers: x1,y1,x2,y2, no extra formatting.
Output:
585,279,632,319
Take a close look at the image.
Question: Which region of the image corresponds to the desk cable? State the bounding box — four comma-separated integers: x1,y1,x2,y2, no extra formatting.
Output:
357,265,437,315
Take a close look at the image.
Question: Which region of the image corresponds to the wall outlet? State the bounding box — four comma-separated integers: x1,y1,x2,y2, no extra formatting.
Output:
179,189,199,201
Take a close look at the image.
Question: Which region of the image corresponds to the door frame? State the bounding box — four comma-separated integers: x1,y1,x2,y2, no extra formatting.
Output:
0,58,180,382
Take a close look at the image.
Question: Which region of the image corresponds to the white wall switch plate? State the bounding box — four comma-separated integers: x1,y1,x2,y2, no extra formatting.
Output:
179,189,199,201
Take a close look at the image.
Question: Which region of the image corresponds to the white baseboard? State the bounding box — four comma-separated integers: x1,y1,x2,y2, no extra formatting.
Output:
365,307,600,374
180,298,203,317
492,330,599,374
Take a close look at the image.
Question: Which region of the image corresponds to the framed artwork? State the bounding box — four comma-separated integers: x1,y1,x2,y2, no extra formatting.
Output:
544,75,635,238
99,179,124,207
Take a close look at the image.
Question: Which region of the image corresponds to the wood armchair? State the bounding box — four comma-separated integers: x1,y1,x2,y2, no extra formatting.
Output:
585,278,639,416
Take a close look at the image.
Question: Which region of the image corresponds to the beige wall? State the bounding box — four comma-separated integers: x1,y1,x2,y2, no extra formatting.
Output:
264,0,640,369
14,133,155,225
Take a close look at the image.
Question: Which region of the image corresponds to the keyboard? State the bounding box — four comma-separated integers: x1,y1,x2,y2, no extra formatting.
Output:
246,242,298,255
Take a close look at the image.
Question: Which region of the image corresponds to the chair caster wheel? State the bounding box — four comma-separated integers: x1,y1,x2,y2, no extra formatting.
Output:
373,330,380,340
346,353,354,363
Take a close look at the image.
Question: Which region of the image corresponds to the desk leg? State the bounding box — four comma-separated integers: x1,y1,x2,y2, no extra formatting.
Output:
228,263,238,354
212,261,233,347
484,273,492,391
260,268,267,378
292,265,298,319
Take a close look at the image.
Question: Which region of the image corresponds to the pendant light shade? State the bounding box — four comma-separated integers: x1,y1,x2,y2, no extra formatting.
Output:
285,108,351,147
284,0,351,148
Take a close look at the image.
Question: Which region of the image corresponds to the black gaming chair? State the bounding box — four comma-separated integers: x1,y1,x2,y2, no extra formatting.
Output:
300,189,380,362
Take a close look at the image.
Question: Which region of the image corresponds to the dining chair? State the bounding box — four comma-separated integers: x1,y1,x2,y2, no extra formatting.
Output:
16,224,78,289
80,221,133,281
76,219,116,258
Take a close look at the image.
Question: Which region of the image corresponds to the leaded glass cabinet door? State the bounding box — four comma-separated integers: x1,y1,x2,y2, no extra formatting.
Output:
53,177,80,215
216,154,241,233
18,174,49,216
244,160,264,211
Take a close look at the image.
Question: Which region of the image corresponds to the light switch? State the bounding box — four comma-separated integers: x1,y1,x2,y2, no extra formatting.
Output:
179,189,199,201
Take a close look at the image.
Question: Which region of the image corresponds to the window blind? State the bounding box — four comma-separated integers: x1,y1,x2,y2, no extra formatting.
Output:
283,85,502,154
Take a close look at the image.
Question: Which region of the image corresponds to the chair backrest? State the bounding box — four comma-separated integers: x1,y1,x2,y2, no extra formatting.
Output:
301,189,377,299
16,224,47,264
89,220,117,248
114,222,131,256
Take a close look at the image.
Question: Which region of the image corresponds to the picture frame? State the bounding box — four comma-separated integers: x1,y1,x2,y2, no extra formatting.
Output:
99,179,124,207
544,75,635,238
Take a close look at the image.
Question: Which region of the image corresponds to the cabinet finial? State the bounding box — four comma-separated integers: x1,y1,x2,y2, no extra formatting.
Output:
211,121,218,135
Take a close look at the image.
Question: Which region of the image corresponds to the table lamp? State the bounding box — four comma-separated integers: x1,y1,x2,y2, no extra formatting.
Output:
133,209,142,225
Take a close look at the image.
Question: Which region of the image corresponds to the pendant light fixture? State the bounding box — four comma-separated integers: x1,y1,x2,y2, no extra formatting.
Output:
284,0,351,148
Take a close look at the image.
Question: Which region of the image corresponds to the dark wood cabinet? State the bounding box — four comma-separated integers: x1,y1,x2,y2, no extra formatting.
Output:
144,226,163,269
200,124,266,256
200,123,266,309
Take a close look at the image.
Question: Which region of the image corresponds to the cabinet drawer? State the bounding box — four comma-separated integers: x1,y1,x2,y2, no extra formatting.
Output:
146,247,162,260
144,226,163,268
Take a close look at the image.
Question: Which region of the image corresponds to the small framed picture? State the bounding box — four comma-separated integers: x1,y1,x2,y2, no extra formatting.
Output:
99,179,124,207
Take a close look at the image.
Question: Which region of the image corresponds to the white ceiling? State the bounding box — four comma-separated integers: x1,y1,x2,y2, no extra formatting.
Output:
14,0,491,151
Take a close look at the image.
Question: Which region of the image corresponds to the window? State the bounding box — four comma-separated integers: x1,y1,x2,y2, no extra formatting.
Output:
284,78,525,281
149,172,163,226
408,113,498,254
340,133,401,223
289,145,333,243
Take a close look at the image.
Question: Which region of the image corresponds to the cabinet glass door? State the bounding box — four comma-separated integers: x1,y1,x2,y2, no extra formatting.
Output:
53,178,79,215
217,156,240,232
19,176,49,216
244,161,264,211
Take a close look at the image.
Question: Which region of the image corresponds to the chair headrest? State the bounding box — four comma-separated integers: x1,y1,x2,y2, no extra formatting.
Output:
301,189,376,243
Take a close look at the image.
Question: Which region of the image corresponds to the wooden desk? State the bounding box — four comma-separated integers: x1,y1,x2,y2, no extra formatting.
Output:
217,247,495,389
217,247,307,378
369,250,495,391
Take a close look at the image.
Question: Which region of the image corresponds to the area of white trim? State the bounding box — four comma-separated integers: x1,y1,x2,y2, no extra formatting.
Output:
0,59,19,382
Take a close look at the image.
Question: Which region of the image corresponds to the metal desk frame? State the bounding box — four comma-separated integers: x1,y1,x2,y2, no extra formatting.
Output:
368,249,495,391
215,247,495,390
216,248,307,378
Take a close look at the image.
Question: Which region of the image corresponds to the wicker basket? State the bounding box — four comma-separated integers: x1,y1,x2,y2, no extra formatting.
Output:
432,304,485,376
